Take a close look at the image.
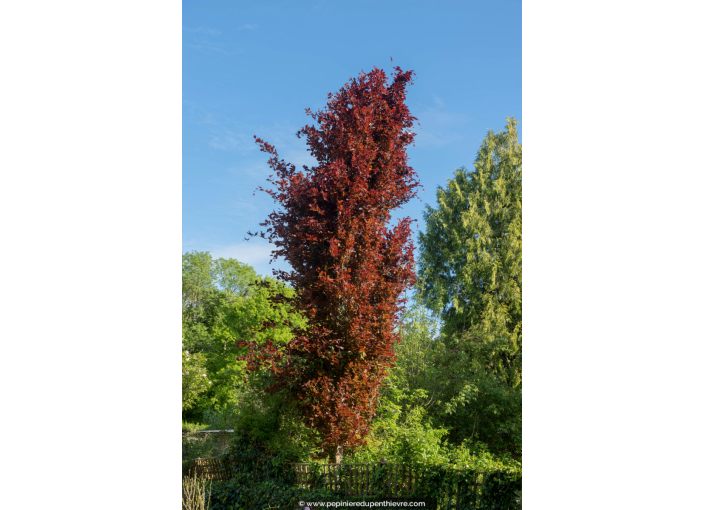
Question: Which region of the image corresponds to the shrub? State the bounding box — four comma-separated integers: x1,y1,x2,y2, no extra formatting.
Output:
183,420,210,433
182,432,231,471
182,475,212,510
347,396,449,466
203,433,522,509
206,465,521,510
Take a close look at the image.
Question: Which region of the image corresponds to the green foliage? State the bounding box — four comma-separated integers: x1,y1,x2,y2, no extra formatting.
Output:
183,251,258,306
407,466,521,509
182,251,259,358
182,251,305,418
208,479,342,510
390,305,445,410
207,468,521,510
200,405,240,432
183,346,212,411
418,118,522,388
212,257,258,297
205,439,521,510
200,371,321,463
182,421,210,433
439,362,522,455
198,412,520,509
182,118,523,504
207,278,307,410
221,433,298,483
208,479,441,510
385,304,521,458
183,251,216,324
445,440,521,472
476,470,522,510
206,433,336,510
402,118,522,459
348,393,449,466
182,433,231,473
347,373,520,469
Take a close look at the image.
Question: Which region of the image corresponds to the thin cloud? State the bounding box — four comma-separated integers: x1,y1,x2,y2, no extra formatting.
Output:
252,121,296,148
281,148,318,171
411,102,467,147
188,41,229,55
208,130,255,151
210,240,291,279
414,130,458,147
183,99,234,127
211,242,272,266
194,112,221,126
238,23,259,31
183,26,221,36
207,120,311,159
230,161,271,178
431,93,445,108
211,200,263,223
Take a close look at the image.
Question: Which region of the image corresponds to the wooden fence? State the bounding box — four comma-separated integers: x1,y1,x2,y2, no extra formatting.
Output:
292,462,484,502
185,456,234,481
186,458,486,504
292,462,415,496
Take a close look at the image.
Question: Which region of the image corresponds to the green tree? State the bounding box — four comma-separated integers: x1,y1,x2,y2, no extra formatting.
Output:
181,251,307,418
182,251,261,355
182,251,214,324
418,118,522,387
387,304,445,410
213,257,258,298
386,302,522,457
208,278,307,409
182,251,255,415
182,343,211,411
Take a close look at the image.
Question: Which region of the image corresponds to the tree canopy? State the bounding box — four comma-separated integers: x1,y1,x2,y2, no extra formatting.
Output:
243,66,420,459
182,251,304,416
417,118,522,387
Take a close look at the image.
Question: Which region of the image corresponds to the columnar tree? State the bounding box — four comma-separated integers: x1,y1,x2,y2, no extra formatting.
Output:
418,118,522,387
242,66,420,461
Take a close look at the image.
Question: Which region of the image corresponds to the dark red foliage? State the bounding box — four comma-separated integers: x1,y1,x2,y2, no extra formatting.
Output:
243,66,420,457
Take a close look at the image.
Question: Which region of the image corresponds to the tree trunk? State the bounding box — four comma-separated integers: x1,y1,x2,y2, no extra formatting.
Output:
335,444,343,464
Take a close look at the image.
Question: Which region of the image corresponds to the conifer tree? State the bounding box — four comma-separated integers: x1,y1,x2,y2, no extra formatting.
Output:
418,118,522,387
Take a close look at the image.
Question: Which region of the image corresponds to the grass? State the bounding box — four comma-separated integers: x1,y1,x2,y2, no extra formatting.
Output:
183,416,236,466
183,425,234,477
183,420,211,433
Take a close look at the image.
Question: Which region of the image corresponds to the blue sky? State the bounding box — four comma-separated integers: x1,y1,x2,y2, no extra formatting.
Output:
183,0,521,278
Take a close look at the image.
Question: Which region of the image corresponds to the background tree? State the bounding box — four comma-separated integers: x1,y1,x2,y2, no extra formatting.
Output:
213,257,258,298
182,251,260,352
182,251,215,325
181,252,303,420
182,344,211,412
417,118,522,387
208,278,306,410
244,66,420,461
383,301,522,457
